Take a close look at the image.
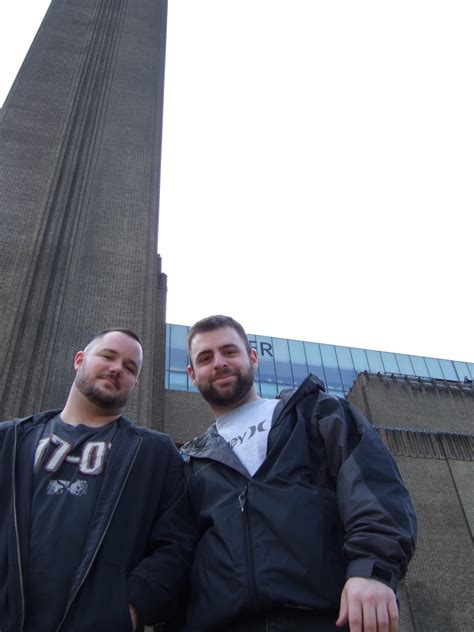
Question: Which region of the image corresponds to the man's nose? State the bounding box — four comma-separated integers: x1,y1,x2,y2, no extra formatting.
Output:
107,360,123,374
213,352,228,369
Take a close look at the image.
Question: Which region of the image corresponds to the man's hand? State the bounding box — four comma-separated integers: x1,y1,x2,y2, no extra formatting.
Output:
336,577,399,632
128,604,138,631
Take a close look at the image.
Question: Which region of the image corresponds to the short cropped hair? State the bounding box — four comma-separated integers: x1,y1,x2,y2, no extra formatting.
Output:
187,315,251,362
85,327,142,350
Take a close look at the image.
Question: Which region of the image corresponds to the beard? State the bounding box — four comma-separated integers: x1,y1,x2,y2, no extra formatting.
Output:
75,369,129,410
196,363,255,409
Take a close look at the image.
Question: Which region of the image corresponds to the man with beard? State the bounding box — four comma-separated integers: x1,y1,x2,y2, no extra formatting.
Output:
181,315,417,632
0,328,195,632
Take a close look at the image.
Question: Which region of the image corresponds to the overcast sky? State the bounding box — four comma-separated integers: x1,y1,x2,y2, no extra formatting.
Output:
1,1,473,363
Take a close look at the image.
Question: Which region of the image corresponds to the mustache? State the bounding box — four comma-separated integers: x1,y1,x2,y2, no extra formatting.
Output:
212,367,238,381
97,372,120,388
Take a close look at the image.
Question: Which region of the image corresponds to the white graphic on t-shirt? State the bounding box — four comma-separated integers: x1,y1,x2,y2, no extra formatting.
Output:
47,479,88,496
45,435,73,471
34,438,51,468
34,434,111,475
80,441,109,475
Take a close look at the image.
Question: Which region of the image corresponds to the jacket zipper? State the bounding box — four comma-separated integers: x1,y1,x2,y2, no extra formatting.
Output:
12,425,26,631
55,436,143,631
238,483,258,610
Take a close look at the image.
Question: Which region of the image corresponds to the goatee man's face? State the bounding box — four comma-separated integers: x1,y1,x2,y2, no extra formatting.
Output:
74,331,142,411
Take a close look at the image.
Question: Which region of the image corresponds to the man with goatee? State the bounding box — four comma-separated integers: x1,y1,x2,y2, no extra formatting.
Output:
0,328,195,632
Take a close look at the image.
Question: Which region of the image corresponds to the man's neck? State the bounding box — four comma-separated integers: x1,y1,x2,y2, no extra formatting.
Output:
211,391,260,419
61,391,122,428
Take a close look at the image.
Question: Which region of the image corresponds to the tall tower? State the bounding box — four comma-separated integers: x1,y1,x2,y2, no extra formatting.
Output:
0,0,168,427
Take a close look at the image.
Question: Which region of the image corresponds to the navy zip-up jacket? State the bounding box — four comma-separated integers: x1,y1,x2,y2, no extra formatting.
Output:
0,410,196,631
181,374,416,631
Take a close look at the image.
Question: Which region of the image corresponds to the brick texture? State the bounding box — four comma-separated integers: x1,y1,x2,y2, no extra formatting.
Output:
395,456,474,631
164,390,214,445
349,373,473,632
349,372,473,434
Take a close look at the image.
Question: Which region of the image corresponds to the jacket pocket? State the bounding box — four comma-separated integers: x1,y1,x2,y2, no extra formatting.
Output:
254,482,346,609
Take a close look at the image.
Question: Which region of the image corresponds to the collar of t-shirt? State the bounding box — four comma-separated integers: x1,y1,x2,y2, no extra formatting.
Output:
216,398,279,476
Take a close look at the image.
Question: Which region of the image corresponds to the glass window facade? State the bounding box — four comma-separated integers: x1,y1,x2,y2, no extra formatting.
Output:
165,324,473,398
395,354,415,376
272,337,294,391
366,350,385,373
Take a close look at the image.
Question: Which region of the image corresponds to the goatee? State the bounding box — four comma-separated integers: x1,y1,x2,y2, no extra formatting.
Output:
197,364,255,408
75,372,128,410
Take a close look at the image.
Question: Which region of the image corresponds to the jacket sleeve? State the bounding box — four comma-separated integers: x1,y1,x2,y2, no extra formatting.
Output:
126,439,197,627
315,395,417,591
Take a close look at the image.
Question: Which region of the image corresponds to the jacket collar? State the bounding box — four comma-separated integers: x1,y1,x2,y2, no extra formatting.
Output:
276,373,325,409
13,409,139,435
181,373,325,470
181,424,249,476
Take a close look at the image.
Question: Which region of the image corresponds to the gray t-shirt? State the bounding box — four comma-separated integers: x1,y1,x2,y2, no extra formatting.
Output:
25,414,118,631
216,398,279,476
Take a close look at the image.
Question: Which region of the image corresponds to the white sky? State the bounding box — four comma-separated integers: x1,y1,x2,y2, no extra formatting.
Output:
1,1,473,363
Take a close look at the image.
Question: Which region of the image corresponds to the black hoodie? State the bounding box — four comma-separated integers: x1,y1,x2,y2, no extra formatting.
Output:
0,410,196,631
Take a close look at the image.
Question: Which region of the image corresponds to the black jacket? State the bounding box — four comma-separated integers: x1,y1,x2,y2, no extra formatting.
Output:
0,410,196,632
181,375,417,631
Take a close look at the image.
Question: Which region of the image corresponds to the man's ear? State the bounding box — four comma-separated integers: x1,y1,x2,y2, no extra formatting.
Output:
187,364,196,385
250,347,258,369
74,351,84,371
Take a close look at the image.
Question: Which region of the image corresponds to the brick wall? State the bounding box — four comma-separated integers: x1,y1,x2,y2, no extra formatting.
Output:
349,372,474,435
